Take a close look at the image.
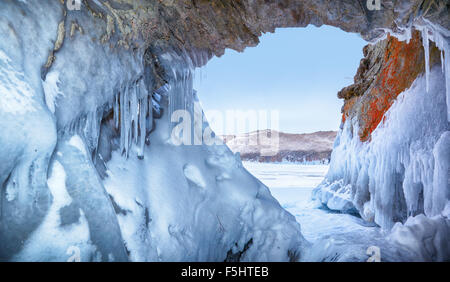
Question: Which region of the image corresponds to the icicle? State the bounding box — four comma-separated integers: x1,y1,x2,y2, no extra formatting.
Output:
421,27,430,93
137,80,148,159
119,90,125,155
130,84,139,145
137,97,147,159
445,46,450,122
147,93,153,133
120,85,131,157
405,26,412,44
79,110,102,158
431,26,450,122
126,87,132,156
114,93,119,129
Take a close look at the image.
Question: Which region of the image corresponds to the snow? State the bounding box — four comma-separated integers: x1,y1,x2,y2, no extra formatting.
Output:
0,50,37,115
1,1,305,261
12,160,93,262
243,162,328,189
42,71,63,114
243,162,424,262
183,164,207,188
68,135,88,156
102,94,306,262
388,214,449,262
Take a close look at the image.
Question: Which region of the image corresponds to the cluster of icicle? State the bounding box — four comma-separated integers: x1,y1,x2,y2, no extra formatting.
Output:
415,20,449,121
167,68,195,132
60,49,205,164
113,79,153,159
377,18,450,121
63,78,163,161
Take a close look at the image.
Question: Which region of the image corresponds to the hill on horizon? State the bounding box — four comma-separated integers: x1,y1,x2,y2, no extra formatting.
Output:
222,130,337,163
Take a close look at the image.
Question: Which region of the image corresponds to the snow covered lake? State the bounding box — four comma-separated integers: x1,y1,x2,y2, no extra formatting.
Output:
243,162,412,262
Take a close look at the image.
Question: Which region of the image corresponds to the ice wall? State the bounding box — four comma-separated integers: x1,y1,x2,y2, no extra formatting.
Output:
0,1,61,259
313,67,449,260
0,1,306,261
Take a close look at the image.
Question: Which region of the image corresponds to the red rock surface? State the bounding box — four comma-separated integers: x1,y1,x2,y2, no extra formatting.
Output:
339,30,442,142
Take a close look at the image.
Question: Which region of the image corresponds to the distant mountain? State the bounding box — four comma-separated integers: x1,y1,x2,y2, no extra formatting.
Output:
222,130,337,163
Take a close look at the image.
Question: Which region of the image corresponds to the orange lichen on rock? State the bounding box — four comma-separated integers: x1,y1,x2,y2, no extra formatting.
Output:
340,30,442,142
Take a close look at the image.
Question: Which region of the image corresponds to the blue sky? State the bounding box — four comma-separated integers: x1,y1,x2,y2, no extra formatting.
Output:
194,25,367,134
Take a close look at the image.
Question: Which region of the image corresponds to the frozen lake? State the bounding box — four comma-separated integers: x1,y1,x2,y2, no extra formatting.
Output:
243,162,411,262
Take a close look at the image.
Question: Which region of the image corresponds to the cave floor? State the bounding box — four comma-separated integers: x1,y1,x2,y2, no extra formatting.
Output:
243,162,411,262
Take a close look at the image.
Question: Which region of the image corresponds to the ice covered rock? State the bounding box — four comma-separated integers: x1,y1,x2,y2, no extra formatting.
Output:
314,66,449,234
388,214,450,262
102,87,307,262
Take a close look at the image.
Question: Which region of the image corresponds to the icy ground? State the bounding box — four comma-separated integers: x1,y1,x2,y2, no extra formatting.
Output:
243,162,419,262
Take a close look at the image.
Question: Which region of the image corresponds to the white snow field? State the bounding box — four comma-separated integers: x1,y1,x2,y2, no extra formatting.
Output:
243,162,439,262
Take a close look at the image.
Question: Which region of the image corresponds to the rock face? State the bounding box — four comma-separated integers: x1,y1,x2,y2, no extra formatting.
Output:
224,130,337,163
340,30,443,141
36,1,450,90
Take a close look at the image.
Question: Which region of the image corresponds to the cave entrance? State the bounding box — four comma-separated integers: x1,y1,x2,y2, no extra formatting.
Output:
191,25,368,243
194,25,365,163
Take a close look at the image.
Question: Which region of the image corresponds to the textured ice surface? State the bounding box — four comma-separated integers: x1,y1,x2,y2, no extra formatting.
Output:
0,1,62,259
415,21,450,121
388,214,449,261
244,162,423,262
102,95,306,262
313,68,449,260
315,67,449,226
12,161,94,262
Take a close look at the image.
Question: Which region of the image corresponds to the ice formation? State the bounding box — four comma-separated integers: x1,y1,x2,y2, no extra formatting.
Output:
0,1,305,261
415,21,450,122
103,91,306,261
313,66,449,260
312,19,450,260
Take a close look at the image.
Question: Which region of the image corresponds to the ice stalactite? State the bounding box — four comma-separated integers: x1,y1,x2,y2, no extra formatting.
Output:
376,21,450,122
115,79,153,159
421,27,430,93
417,21,450,121
168,70,195,134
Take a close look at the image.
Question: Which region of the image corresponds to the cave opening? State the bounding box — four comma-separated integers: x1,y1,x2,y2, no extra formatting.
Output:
187,25,379,246
194,25,367,137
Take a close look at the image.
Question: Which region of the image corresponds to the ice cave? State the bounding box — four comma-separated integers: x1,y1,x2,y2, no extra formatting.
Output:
0,0,448,262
